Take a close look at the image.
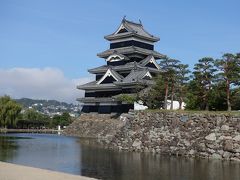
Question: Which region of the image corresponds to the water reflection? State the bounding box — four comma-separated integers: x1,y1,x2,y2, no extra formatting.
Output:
0,136,19,162
0,134,82,174
80,143,240,180
0,134,240,180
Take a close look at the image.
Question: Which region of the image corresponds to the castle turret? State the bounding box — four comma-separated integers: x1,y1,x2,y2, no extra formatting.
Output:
77,18,165,113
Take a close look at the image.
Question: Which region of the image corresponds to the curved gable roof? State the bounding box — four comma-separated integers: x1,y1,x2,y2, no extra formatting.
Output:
105,18,160,42
139,55,161,69
97,68,123,84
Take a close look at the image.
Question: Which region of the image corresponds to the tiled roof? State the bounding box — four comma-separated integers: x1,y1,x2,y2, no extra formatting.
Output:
77,81,120,90
105,19,160,42
77,97,120,103
139,55,153,66
88,62,161,74
121,69,150,83
139,55,161,69
109,68,124,81
78,67,154,90
114,68,155,86
97,46,165,59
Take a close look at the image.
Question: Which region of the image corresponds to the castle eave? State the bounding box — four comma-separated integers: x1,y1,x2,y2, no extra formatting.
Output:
88,63,161,74
77,97,120,103
97,46,165,59
77,81,121,90
104,33,160,42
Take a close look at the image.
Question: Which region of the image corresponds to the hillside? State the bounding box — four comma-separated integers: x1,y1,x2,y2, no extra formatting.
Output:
15,98,81,117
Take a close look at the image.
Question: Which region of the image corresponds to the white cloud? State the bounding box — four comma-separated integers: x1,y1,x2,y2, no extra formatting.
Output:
0,67,92,103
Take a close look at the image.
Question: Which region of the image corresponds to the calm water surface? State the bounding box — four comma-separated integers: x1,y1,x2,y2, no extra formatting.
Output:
0,133,240,180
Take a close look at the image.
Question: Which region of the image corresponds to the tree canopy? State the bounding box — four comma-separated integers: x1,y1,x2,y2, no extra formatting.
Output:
0,96,22,128
140,52,240,111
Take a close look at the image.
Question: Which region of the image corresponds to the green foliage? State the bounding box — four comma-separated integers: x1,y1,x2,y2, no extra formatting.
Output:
138,75,165,109
146,52,240,112
20,109,51,122
16,108,51,129
159,57,181,109
0,95,22,128
51,112,72,128
215,53,240,111
192,57,217,110
23,109,39,121
175,64,190,109
116,94,137,104
185,79,203,110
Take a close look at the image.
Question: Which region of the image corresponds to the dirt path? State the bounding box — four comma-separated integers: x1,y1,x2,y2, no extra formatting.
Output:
0,161,96,180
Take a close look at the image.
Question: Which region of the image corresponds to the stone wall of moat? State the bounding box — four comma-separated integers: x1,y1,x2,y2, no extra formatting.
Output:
63,113,124,138
64,111,240,161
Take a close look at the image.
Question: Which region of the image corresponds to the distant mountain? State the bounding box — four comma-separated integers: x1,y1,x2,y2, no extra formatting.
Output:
15,98,73,108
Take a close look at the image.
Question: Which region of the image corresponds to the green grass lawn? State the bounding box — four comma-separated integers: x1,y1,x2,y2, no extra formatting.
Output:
142,109,240,116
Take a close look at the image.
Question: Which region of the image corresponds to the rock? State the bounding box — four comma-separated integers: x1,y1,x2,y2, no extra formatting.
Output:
221,125,229,131
207,148,215,154
144,147,150,152
206,143,217,149
211,153,222,159
199,152,209,158
132,139,142,149
223,140,234,152
189,149,195,155
156,148,161,153
219,136,232,140
233,144,240,153
223,151,231,159
205,133,216,141
233,135,240,142
230,157,240,162
218,150,224,156
183,140,191,147
196,143,206,151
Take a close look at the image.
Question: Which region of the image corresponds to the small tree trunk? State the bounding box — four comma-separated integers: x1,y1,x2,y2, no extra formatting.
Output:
205,94,209,111
205,103,209,111
170,84,174,110
179,96,183,110
205,83,211,111
170,94,174,110
164,82,169,110
226,80,231,111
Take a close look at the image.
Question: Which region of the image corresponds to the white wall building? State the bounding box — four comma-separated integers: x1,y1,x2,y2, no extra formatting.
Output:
167,100,185,110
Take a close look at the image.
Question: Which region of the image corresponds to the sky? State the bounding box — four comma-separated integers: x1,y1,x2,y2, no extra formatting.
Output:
0,0,240,103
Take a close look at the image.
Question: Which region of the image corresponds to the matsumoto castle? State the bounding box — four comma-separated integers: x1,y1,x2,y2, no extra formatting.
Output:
77,18,165,113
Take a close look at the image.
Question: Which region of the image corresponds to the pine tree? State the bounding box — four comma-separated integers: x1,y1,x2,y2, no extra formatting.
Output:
176,64,190,109
159,57,180,110
215,53,240,111
192,57,216,110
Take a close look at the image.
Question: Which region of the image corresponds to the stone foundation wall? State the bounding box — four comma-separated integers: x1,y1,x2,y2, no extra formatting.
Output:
107,111,240,161
63,113,125,139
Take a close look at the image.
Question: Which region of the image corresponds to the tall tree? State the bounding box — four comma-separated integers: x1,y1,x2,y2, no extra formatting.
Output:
193,57,216,110
215,53,240,111
176,64,190,109
23,109,39,121
0,96,22,128
159,57,180,110
52,112,72,128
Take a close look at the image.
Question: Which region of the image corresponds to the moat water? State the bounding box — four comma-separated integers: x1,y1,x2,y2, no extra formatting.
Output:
0,133,240,180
